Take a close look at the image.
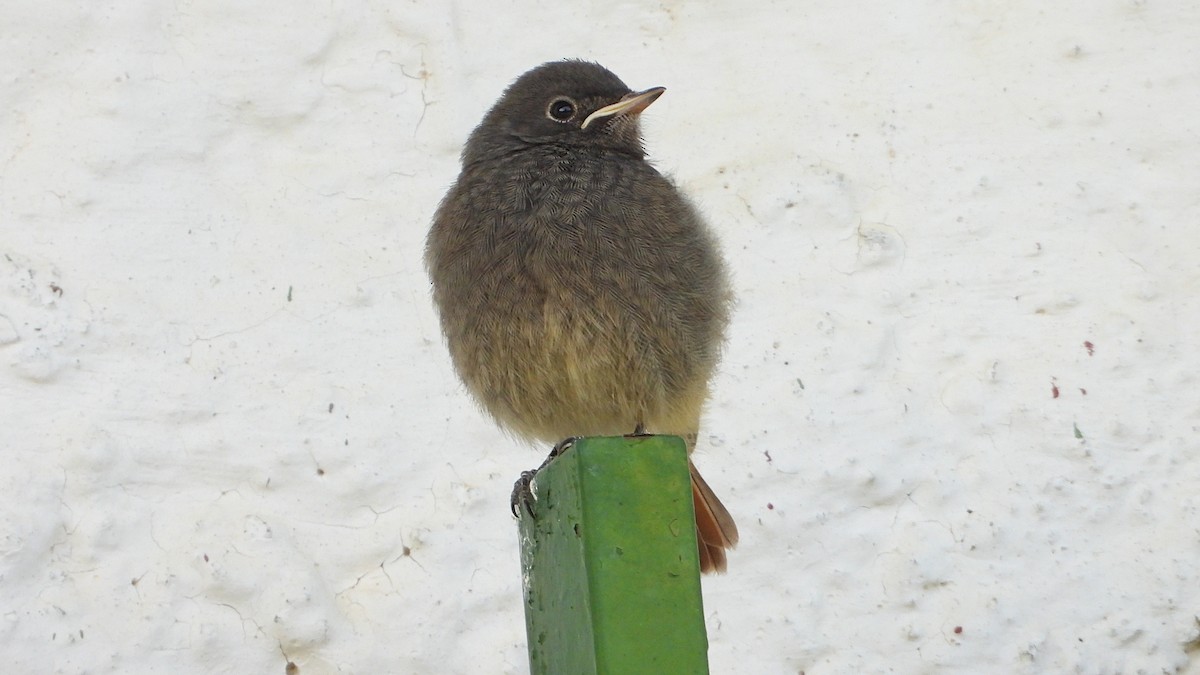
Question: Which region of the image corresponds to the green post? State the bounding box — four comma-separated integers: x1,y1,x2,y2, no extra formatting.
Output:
517,435,709,675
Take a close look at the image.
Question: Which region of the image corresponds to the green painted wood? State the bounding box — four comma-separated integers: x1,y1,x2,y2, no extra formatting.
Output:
518,435,709,675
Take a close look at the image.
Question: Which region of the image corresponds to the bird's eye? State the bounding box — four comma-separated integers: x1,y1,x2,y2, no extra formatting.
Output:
547,98,576,122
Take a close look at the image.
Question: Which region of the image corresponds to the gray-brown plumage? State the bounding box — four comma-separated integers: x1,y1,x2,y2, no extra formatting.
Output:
425,60,737,572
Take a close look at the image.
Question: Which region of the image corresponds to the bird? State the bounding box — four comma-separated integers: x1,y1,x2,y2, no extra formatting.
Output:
425,59,737,572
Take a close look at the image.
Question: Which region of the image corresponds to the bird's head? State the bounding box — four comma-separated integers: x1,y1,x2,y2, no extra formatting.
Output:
463,60,664,165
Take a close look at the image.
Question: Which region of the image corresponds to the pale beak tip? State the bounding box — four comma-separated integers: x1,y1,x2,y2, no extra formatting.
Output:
581,86,667,130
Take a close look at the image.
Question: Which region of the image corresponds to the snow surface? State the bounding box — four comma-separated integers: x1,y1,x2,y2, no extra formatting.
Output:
3,1,1199,673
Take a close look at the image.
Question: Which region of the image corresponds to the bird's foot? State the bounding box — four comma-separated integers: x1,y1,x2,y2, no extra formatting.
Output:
624,422,650,438
510,436,580,518
510,470,538,518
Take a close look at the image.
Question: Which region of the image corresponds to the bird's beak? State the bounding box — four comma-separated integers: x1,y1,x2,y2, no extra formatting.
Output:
581,86,666,130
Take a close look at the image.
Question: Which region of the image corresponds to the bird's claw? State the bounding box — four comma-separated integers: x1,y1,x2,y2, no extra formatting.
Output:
511,470,537,518
510,436,581,519
549,435,580,459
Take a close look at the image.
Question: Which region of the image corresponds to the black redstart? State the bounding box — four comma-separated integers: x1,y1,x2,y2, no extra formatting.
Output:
425,60,737,572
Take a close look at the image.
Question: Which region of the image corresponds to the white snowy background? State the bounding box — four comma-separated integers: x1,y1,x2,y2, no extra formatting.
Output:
3,1,1199,673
